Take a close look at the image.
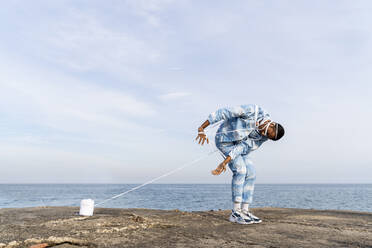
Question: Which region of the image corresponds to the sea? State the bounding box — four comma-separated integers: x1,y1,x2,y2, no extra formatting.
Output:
0,184,371,212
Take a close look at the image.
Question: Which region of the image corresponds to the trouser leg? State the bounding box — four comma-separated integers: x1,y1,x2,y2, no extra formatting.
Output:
241,155,256,204
228,155,246,203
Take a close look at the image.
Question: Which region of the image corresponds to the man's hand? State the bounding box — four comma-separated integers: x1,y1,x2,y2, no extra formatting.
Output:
211,155,231,176
211,162,227,175
195,127,209,145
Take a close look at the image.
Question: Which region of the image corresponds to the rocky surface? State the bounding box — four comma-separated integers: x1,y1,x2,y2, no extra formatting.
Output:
0,207,371,248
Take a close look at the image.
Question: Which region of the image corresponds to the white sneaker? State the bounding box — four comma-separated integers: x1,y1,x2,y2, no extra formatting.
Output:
242,210,262,223
229,210,254,225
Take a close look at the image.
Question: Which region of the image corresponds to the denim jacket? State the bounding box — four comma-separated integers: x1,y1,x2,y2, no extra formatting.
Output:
207,104,270,159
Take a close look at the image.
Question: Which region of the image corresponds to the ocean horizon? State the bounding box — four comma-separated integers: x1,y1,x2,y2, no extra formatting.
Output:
1,184,371,212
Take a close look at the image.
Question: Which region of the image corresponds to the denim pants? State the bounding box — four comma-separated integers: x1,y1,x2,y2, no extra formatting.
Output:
216,141,256,203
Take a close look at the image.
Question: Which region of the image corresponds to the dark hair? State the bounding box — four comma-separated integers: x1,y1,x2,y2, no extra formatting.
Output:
273,123,285,141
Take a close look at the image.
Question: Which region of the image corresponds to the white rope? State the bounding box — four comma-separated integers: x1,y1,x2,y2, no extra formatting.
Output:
94,150,218,207
94,119,271,207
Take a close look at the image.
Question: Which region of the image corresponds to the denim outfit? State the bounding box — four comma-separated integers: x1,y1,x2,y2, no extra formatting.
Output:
207,104,270,203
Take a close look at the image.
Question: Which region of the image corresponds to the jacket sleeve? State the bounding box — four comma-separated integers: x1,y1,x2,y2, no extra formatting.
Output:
257,106,271,123
207,105,256,125
228,142,248,160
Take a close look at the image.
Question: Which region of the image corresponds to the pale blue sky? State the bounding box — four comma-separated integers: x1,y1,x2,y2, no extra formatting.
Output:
0,0,371,183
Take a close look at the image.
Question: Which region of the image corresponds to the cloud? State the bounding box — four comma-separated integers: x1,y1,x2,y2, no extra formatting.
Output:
1,0,372,183
22,9,163,82
0,143,123,183
158,92,191,101
168,67,183,71
125,0,177,27
0,58,158,136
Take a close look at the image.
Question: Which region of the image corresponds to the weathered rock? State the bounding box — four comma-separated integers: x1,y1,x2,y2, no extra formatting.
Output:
0,207,371,247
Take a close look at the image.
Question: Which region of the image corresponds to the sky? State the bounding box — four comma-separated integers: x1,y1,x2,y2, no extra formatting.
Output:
0,0,371,184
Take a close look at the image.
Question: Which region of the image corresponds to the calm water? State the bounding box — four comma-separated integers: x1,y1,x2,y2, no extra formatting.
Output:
0,184,371,212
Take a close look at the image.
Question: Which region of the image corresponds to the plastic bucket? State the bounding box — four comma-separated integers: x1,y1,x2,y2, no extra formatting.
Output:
79,199,94,216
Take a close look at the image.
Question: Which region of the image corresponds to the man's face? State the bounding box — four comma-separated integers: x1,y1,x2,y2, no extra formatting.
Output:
258,121,277,139
266,123,277,140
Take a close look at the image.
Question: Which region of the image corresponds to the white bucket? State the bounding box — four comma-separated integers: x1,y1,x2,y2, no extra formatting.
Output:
79,199,94,216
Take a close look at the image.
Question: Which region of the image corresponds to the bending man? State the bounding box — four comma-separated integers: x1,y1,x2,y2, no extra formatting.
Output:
196,104,284,224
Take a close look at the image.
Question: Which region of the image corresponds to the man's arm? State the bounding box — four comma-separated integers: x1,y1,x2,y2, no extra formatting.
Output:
207,105,256,125
212,142,246,175
211,155,231,175
196,105,255,151
195,120,210,145
197,105,256,175
199,120,210,130
256,106,271,124
196,119,234,175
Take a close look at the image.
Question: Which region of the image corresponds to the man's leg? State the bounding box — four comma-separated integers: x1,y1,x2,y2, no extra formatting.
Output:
217,142,249,210
241,155,261,223
216,142,254,224
241,155,256,206
227,155,255,224
228,155,246,205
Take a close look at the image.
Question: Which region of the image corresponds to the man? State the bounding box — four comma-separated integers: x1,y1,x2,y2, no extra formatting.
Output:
196,104,284,224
